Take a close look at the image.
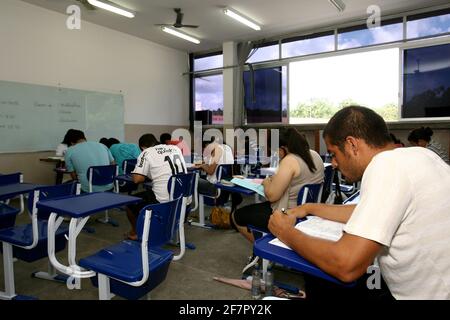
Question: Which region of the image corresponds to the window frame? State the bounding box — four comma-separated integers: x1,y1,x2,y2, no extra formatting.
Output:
189,5,450,127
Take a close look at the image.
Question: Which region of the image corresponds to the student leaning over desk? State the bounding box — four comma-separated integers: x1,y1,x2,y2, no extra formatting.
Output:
99,137,141,175
64,129,115,193
269,106,450,300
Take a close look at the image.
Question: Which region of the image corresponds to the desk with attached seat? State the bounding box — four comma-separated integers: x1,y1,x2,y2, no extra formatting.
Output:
36,192,141,281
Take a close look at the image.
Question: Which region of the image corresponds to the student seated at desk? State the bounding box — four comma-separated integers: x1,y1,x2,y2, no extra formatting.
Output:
269,106,450,300
407,126,449,164
99,137,141,175
55,128,76,156
125,133,186,241
64,130,115,192
233,128,324,243
195,138,243,215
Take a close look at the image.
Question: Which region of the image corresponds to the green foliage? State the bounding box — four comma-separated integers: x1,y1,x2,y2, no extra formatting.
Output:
290,99,336,119
290,99,399,121
376,103,398,121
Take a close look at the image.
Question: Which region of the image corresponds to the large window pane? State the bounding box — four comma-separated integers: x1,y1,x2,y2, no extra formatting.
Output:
194,75,223,124
338,20,403,50
289,48,399,124
282,32,334,58
403,43,450,118
407,10,450,39
244,67,285,123
194,54,223,72
247,44,279,63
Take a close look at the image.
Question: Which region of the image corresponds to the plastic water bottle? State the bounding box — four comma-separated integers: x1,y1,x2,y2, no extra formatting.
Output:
264,265,274,297
251,263,261,300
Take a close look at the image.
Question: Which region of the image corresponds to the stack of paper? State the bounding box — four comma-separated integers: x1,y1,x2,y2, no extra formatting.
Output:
230,178,266,198
269,216,345,250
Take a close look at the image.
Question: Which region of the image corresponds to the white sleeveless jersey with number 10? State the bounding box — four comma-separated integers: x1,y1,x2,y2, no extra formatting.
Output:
133,144,186,202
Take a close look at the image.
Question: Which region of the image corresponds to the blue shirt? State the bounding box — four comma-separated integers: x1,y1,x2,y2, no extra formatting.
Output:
65,141,114,192
109,143,141,174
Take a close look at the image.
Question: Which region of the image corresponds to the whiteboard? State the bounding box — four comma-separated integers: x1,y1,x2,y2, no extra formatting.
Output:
0,80,124,153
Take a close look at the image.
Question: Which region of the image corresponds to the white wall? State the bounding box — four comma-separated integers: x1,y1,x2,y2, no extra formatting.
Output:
0,0,189,126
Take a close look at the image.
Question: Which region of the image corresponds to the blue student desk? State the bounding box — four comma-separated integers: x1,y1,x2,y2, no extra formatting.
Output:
0,179,39,215
254,234,354,287
0,183,38,202
36,192,141,279
215,182,256,196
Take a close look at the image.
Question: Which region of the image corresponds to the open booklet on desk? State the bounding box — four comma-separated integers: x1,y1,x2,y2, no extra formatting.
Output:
230,177,266,198
269,216,345,250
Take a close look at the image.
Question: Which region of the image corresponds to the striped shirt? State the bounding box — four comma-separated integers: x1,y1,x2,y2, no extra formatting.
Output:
427,139,449,165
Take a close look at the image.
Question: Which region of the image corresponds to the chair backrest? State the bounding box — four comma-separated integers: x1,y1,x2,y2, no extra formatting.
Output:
297,183,323,206
135,197,182,248
343,190,361,204
122,159,137,175
217,164,233,181
27,182,80,220
167,172,196,201
0,172,22,186
321,165,335,203
87,164,118,192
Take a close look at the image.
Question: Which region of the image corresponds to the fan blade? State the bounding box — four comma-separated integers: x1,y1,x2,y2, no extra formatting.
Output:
180,25,199,28
154,24,173,27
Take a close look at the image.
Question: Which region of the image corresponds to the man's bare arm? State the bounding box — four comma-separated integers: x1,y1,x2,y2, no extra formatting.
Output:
288,203,356,223
269,211,381,282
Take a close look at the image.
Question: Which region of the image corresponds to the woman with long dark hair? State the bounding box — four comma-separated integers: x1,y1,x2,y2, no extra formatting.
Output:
232,128,325,243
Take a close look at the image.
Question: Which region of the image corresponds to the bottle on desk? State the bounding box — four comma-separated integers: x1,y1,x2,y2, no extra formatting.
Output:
251,262,261,300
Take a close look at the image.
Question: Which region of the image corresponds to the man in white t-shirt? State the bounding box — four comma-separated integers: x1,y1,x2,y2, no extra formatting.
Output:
269,106,450,300
125,133,186,240
195,139,242,214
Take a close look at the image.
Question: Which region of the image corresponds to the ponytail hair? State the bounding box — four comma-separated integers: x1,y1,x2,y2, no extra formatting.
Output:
408,127,433,143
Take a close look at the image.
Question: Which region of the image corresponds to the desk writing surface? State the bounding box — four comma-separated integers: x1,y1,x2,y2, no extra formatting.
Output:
254,234,354,287
0,183,38,201
36,192,141,218
215,183,255,195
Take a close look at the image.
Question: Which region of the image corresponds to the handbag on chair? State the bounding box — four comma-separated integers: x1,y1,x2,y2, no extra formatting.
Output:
210,206,232,229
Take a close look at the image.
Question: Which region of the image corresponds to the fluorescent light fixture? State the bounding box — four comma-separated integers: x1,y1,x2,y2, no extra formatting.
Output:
223,8,261,31
87,0,135,18
161,27,200,44
328,0,346,12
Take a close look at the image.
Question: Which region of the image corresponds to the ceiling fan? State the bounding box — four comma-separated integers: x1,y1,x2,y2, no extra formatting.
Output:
155,8,199,29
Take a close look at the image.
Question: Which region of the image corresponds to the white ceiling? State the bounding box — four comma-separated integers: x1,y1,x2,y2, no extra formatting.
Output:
20,0,450,53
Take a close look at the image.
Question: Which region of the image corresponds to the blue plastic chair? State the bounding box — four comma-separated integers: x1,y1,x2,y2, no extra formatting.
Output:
0,203,19,230
87,164,119,227
122,158,137,175
297,183,323,206
321,165,335,203
118,159,138,194
167,172,197,257
79,197,183,300
0,182,79,300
